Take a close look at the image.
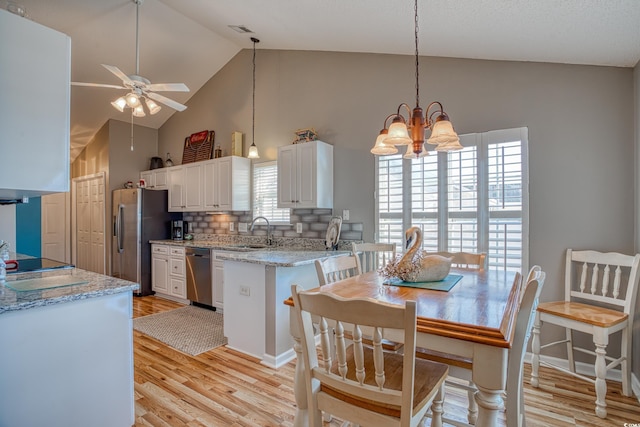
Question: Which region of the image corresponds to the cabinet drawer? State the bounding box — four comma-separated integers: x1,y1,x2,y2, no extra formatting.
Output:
170,247,185,256
170,277,186,299
152,245,169,254
169,257,185,277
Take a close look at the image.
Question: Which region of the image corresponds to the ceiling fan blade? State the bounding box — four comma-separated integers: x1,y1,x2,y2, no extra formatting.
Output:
147,92,187,112
101,64,134,85
71,82,126,89
147,83,190,92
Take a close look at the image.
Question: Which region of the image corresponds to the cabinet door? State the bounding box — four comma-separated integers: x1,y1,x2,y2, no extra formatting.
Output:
151,255,169,293
296,142,317,207
154,169,168,190
0,11,71,196
277,145,298,208
215,158,233,211
140,170,154,189
184,163,203,211
168,166,185,211
212,259,224,309
203,160,217,210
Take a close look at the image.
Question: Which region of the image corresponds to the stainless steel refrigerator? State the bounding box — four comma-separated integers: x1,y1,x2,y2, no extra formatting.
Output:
112,188,180,296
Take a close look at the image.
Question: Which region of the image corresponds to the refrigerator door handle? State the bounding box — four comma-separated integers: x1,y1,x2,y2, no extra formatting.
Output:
116,204,125,253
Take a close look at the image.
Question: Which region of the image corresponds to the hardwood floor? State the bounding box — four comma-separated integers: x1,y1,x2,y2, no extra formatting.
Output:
133,296,640,427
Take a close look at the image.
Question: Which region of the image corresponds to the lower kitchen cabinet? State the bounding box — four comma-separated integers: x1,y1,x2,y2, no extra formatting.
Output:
152,244,187,302
211,251,227,310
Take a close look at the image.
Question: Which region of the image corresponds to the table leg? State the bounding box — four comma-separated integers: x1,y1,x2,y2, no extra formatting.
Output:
474,385,503,427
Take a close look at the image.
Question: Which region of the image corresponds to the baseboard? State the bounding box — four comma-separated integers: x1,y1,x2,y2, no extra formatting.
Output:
261,348,296,370
525,352,640,403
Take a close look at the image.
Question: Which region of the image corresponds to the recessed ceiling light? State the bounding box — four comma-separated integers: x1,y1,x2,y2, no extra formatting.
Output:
229,25,253,34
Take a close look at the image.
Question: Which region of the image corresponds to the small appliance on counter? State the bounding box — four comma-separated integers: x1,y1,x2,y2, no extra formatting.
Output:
171,220,188,241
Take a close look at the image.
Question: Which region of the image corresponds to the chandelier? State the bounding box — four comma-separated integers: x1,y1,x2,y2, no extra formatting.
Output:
371,0,462,157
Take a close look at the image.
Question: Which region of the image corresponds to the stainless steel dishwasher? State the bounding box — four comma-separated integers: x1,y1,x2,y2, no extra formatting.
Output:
185,247,213,309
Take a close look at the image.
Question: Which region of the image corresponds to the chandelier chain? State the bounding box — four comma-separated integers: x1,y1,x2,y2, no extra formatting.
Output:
414,0,419,107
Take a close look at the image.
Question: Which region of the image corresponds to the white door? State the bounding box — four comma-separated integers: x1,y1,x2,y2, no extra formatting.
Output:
90,178,106,274
41,192,70,263
72,173,106,273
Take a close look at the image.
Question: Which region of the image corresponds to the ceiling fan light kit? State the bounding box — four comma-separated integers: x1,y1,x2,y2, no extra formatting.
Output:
72,0,189,118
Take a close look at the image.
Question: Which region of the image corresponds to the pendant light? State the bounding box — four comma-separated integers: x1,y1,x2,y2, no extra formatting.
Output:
247,37,260,159
371,0,462,158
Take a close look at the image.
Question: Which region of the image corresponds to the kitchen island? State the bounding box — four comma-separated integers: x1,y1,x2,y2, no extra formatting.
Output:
0,267,139,427
217,249,347,368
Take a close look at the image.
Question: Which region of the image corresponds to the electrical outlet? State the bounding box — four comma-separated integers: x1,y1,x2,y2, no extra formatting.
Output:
296,223,303,233
239,222,248,232
343,209,350,221
239,286,250,297
229,222,235,232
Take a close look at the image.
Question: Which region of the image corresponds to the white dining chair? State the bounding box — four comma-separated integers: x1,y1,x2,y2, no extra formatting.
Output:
290,284,449,427
530,249,640,419
314,254,362,286
421,266,545,427
351,242,397,273
428,251,487,270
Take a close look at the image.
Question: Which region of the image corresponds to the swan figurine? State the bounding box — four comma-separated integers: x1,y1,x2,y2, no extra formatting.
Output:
380,226,452,282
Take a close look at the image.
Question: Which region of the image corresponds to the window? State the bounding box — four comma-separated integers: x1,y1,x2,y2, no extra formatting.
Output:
376,127,528,272
253,161,290,223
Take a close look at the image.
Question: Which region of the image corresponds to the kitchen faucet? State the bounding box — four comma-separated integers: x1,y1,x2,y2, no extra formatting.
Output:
250,216,273,246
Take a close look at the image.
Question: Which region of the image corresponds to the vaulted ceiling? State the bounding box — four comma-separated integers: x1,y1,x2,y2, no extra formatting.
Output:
16,0,640,160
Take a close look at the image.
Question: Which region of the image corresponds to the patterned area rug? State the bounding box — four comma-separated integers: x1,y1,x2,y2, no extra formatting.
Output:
134,306,227,356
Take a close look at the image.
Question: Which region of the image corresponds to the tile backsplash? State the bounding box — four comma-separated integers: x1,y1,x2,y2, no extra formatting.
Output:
183,208,363,242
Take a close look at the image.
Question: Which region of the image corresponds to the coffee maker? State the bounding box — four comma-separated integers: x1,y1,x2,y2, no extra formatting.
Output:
171,220,188,240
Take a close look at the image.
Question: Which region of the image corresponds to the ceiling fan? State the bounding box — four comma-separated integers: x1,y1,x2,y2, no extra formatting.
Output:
72,0,189,116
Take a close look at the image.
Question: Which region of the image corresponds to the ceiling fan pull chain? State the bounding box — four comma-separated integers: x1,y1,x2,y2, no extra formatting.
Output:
130,110,135,151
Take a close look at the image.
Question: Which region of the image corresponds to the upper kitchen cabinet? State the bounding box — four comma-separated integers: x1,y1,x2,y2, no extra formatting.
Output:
0,10,71,200
168,157,250,212
168,163,204,212
140,169,168,190
204,156,250,211
277,140,333,209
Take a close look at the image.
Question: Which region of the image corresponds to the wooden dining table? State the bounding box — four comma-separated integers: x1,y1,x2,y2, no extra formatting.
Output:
285,267,523,427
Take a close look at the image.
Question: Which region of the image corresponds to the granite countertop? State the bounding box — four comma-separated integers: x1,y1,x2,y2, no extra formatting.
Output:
149,239,349,267
213,250,350,267
0,268,139,314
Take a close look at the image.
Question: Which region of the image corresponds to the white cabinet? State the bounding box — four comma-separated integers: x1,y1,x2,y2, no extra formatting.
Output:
168,163,204,212
211,251,227,310
152,244,187,301
140,169,168,190
0,10,71,199
168,166,185,211
169,157,250,212
151,245,169,294
277,140,333,209
168,246,187,299
204,157,251,211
